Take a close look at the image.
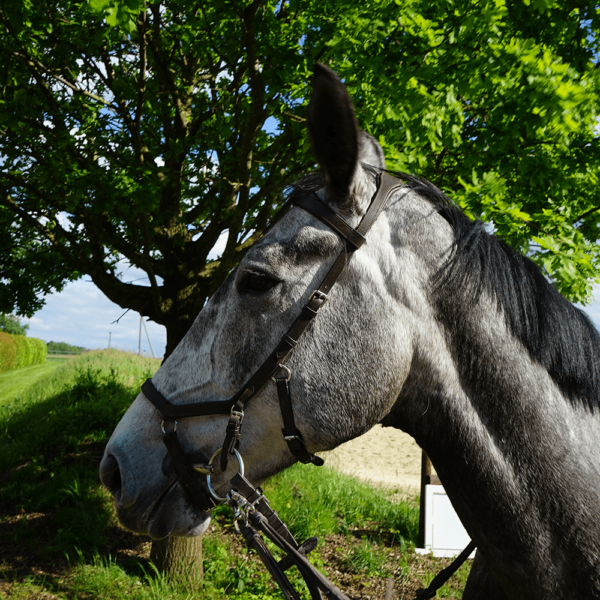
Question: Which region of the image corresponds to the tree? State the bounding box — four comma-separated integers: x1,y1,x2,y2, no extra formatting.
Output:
0,314,29,336
1,0,600,360
47,341,85,353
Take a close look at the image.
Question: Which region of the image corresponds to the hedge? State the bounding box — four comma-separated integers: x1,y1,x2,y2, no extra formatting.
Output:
0,333,47,372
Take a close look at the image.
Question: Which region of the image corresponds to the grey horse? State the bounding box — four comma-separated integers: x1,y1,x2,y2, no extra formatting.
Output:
100,65,600,599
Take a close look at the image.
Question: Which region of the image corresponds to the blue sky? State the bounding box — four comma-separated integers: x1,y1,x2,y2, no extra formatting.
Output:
25,277,168,358
578,290,600,329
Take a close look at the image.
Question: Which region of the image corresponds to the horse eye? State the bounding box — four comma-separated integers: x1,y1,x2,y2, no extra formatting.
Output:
244,273,277,293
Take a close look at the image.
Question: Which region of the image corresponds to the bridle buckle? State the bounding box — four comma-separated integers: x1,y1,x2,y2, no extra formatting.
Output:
230,408,244,419
308,289,328,306
272,364,292,383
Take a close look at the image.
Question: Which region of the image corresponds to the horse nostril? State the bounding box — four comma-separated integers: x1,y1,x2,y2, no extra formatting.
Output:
100,453,122,497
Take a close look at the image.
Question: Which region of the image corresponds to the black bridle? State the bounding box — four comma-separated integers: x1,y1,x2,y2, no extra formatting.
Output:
141,171,404,510
140,171,473,599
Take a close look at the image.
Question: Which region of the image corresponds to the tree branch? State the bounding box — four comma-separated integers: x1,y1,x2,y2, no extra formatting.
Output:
574,204,600,224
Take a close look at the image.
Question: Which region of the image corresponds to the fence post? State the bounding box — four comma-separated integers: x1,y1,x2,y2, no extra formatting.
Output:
419,450,432,548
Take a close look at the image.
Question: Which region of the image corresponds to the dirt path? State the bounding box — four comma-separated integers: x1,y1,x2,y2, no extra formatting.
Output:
324,424,424,493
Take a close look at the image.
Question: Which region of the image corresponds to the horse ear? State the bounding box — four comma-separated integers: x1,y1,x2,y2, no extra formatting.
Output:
307,64,384,207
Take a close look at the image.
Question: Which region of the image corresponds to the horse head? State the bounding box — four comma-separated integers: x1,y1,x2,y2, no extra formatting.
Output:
99,64,450,539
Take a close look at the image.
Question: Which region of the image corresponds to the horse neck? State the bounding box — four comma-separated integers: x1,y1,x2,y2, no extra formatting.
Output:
380,192,600,471
384,269,600,596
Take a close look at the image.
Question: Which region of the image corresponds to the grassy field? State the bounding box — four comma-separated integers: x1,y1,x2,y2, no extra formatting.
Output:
0,357,67,406
0,350,469,599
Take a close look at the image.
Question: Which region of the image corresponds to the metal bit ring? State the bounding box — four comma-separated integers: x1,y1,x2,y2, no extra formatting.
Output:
206,448,244,502
272,364,292,383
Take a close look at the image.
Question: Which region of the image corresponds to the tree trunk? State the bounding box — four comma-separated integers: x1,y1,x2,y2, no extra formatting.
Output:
150,535,203,589
151,303,206,582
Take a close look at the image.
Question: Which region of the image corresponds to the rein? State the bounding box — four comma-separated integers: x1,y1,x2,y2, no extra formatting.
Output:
140,172,473,599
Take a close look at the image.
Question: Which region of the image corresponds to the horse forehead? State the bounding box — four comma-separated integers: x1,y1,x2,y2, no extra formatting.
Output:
246,213,340,266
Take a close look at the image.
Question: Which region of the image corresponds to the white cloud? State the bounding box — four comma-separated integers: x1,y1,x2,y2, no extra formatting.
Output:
25,279,167,358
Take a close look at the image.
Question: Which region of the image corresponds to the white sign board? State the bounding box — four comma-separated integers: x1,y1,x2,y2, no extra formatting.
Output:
416,484,476,559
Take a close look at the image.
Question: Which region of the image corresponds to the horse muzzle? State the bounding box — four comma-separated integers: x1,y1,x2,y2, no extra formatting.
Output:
100,445,213,539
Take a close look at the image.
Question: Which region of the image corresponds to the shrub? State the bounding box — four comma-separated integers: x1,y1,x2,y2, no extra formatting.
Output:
13,335,31,369
0,332,17,372
31,338,47,364
0,333,47,372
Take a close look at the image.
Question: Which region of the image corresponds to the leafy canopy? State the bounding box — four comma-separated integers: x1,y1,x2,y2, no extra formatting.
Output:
1,0,599,354
0,314,29,336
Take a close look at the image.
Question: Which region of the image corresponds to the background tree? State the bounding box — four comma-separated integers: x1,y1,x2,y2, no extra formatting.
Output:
0,314,29,336
46,340,85,353
1,0,600,360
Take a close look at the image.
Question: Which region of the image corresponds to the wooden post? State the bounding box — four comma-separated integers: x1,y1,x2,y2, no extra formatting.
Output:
418,450,431,548
418,451,443,548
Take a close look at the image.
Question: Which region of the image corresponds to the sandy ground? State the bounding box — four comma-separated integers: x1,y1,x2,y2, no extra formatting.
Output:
323,424,425,493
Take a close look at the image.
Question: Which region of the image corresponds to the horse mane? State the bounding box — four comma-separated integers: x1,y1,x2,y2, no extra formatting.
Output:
287,167,600,410
392,170,600,412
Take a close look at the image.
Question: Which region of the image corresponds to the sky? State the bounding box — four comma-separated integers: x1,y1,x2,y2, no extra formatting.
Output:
579,289,600,329
23,255,600,361
23,234,227,359
25,277,168,358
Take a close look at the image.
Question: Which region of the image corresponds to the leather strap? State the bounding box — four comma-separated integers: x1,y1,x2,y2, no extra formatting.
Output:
275,375,325,466
415,541,477,599
230,474,326,600
357,172,402,236
142,378,239,418
295,195,366,249
231,473,299,548
238,520,303,600
249,509,350,600
162,427,215,511
220,399,244,470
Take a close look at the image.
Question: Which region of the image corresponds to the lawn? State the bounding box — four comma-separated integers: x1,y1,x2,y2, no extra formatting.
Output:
0,350,469,599
0,358,67,406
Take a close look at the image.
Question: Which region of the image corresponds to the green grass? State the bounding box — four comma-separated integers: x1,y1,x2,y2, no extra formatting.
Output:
0,349,459,600
1,350,160,563
339,537,394,577
260,462,418,546
0,358,66,406
421,559,472,598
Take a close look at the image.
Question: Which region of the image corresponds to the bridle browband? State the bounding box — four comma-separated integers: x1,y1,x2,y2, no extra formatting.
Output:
139,170,474,600
141,171,404,510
